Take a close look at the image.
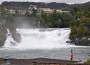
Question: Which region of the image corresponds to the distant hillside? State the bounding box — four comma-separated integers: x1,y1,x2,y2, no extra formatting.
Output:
0,1,90,9
0,1,69,9
70,2,90,7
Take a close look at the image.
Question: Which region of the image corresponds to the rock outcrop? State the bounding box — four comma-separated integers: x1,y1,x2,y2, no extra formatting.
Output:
70,37,90,46
9,26,21,43
0,25,7,47
0,15,21,47
0,25,21,47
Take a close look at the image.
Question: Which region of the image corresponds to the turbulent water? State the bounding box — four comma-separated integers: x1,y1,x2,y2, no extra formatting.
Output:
0,28,90,62
4,28,75,49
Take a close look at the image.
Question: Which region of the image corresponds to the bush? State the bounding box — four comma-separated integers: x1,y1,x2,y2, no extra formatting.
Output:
86,59,90,64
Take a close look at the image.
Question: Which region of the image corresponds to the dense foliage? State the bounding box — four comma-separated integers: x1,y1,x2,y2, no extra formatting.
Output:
39,11,73,28
86,59,90,64
69,5,90,45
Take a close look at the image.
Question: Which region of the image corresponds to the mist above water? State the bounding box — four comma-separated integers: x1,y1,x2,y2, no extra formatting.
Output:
4,28,75,49
13,16,38,28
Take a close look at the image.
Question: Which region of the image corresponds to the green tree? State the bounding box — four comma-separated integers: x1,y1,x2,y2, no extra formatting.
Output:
32,9,37,16
15,10,19,15
70,25,78,40
0,7,6,14
86,59,90,64
77,23,88,38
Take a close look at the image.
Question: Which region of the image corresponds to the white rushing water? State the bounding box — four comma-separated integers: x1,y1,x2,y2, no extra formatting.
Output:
4,28,75,49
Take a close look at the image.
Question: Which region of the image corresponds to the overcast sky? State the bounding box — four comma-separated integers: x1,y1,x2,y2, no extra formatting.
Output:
0,0,90,4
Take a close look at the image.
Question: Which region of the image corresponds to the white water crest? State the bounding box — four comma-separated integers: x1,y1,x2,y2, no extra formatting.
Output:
4,29,18,48
4,28,76,49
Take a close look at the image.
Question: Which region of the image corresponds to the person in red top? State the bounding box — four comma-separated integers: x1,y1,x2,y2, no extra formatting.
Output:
70,49,73,61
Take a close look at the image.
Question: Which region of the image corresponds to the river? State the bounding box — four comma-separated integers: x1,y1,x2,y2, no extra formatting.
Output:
0,28,90,62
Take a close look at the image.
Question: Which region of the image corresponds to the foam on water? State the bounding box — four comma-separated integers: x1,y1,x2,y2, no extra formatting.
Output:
3,28,77,49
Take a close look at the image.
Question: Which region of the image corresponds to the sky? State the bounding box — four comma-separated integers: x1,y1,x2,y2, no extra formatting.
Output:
0,0,90,4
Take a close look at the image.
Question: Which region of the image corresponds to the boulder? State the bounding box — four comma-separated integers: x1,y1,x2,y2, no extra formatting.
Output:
71,38,90,46
9,26,21,43
12,33,21,43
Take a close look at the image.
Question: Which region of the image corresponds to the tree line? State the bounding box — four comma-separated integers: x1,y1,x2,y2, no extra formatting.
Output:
1,1,90,9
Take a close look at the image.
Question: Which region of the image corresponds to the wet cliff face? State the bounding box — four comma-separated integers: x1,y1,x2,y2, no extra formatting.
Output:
0,25,7,47
0,14,22,47
0,25,21,47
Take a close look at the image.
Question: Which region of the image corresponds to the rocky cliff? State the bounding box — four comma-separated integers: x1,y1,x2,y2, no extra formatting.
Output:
0,24,7,47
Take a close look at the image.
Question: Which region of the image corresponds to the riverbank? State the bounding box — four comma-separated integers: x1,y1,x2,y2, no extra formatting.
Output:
0,57,87,65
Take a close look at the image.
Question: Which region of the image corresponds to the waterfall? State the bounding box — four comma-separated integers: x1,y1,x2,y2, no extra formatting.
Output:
3,28,75,49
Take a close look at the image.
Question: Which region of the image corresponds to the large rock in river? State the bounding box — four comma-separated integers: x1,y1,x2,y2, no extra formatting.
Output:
9,26,21,43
